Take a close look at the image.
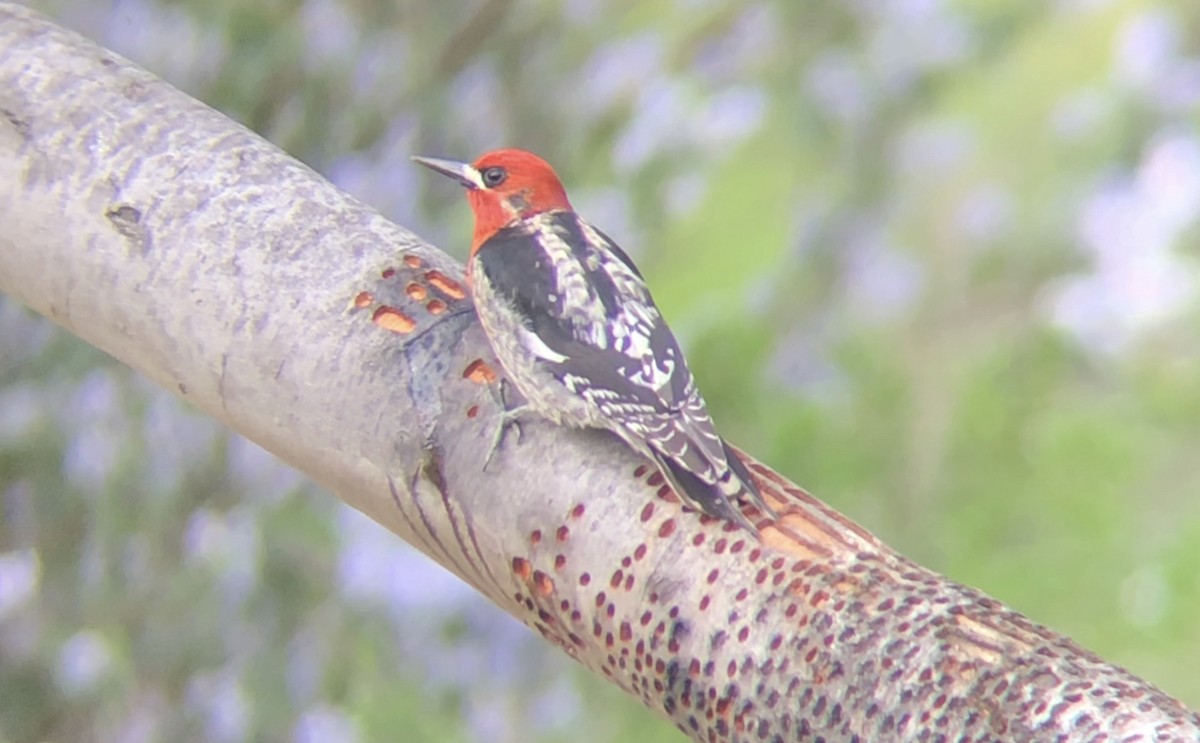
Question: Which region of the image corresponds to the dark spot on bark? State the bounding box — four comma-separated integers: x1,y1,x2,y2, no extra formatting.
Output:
106,204,148,254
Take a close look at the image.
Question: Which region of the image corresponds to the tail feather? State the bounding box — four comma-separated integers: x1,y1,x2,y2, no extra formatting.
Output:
625,412,777,532
651,440,778,533
722,441,777,520
652,450,758,533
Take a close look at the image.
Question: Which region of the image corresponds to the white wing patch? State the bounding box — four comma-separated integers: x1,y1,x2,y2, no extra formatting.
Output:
519,325,568,363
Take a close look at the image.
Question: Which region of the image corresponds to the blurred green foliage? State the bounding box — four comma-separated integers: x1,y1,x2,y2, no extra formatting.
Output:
3,0,1200,741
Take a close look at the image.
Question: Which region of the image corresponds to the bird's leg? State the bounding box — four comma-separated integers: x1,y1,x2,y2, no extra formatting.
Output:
483,378,528,470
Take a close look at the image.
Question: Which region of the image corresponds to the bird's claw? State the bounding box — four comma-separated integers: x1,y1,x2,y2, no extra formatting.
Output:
483,406,525,470
482,378,527,471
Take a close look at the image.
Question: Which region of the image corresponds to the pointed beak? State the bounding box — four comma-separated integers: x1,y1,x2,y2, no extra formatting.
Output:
411,155,485,190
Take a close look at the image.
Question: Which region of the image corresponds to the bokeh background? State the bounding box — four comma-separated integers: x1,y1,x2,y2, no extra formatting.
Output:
3,0,1200,741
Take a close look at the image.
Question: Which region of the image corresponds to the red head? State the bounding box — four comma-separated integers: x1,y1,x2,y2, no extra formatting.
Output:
412,149,573,254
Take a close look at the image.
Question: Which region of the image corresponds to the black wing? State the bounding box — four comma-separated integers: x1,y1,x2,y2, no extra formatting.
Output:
476,212,690,413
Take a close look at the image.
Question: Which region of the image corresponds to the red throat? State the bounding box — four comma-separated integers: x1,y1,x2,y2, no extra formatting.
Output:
466,188,517,254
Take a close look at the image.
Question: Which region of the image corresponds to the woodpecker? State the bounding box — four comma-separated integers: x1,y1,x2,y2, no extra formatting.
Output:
412,149,775,532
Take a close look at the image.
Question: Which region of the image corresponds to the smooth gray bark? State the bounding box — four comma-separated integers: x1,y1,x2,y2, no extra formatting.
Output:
2,4,1197,741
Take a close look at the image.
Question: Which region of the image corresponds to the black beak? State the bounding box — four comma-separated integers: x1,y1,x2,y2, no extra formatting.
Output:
411,155,484,190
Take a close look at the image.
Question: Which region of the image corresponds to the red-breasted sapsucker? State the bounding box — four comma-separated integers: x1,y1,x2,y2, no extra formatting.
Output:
413,148,775,533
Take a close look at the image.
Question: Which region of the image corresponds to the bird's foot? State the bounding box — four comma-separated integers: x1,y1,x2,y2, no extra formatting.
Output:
483,378,528,470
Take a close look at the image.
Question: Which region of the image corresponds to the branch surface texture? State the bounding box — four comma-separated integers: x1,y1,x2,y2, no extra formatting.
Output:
1,4,1197,741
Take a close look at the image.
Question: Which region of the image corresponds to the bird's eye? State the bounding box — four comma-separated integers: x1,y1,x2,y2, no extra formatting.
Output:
481,166,508,187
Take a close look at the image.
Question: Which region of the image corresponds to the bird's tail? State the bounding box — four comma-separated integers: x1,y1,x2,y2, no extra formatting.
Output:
651,440,777,534
721,440,778,520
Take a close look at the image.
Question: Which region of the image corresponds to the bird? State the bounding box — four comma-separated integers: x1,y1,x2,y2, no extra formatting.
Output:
412,148,775,533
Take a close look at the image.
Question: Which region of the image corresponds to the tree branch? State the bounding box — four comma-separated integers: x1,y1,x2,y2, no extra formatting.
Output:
1,4,1196,740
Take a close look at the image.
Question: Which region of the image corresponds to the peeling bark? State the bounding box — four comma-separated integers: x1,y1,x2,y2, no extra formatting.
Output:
1,4,1197,741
